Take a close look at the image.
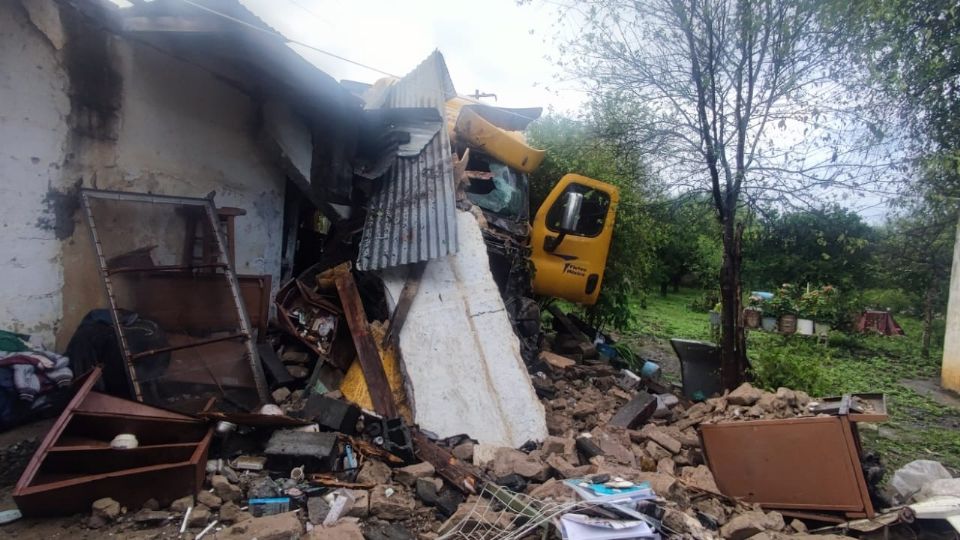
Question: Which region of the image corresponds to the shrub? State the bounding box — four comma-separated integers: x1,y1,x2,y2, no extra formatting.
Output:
860,288,916,316
749,337,829,396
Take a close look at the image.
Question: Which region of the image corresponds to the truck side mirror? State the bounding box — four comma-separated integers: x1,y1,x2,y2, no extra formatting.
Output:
546,190,583,252
558,191,583,233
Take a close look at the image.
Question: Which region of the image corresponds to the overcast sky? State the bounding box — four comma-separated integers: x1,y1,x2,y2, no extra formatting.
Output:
241,0,586,113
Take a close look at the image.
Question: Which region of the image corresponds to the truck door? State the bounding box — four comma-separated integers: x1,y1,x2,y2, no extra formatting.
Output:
530,174,619,305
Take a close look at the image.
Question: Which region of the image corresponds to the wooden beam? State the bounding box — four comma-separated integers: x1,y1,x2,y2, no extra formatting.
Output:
412,430,481,495
382,262,426,348
333,263,398,418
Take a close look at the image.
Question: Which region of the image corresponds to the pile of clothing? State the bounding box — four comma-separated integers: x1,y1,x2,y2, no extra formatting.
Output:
0,330,73,430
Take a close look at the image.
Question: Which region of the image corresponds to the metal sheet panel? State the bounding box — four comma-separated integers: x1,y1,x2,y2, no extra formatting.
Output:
700,416,873,515
357,51,459,271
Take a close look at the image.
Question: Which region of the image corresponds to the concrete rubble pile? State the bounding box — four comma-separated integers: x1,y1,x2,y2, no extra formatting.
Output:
62,368,861,540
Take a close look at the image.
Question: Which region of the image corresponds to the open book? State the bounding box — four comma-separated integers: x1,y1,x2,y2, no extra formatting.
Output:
558,513,661,540
563,479,656,503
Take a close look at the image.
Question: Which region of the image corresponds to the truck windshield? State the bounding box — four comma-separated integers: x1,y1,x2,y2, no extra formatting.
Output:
465,162,528,219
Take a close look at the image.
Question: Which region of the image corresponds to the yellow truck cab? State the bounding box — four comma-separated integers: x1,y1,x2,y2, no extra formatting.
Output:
449,97,619,305
530,174,619,305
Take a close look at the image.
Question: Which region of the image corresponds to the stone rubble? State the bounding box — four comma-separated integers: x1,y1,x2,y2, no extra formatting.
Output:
73,357,851,540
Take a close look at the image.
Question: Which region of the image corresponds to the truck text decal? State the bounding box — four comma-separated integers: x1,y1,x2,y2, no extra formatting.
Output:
562,262,587,277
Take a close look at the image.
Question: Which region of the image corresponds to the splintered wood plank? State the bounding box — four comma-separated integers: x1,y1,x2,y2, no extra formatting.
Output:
333,263,398,418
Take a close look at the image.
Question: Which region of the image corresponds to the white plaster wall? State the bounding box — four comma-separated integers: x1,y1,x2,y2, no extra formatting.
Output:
381,211,548,448
111,40,286,280
1,1,302,347
942,214,960,392
0,1,71,344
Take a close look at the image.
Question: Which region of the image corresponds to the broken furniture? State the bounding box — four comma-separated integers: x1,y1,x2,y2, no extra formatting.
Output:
274,263,354,370
80,189,269,411
700,393,888,519
670,339,723,402
13,368,212,517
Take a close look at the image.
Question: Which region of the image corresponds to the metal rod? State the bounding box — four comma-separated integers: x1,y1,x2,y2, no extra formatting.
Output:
81,192,143,402
107,263,227,275
129,332,248,360
202,202,269,402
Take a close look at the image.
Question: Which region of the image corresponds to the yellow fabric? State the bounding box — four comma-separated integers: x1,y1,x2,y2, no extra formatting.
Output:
339,321,412,422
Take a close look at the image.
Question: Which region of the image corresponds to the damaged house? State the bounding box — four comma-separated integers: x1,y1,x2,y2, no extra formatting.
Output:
1,0,356,348
3,1,923,538
3,0,555,444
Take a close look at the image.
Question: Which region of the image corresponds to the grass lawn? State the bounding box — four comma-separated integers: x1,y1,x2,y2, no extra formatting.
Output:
623,288,960,473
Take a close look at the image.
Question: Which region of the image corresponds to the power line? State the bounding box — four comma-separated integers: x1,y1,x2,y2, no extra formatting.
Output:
285,0,330,26
177,0,398,77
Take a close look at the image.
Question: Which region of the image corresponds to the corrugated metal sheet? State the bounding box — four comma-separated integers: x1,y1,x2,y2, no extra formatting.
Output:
356,51,459,271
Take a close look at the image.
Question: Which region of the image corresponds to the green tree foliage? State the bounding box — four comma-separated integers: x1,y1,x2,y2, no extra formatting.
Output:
650,197,722,295
873,197,956,357
743,205,876,290
543,0,888,389
527,115,660,330
826,0,960,196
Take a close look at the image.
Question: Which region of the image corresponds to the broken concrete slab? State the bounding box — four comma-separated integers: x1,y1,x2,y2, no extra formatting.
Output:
640,424,682,454
131,509,172,525
264,430,337,470
656,457,676,476
344,489,370,518
170,495,194,513
356,459,393,485
187,503,210,528
197,490,222,509
218,510,303,539
379,211,547,448
608,391,657,429
369,485,415,520
727,382,762,406
219,501,252,524
540,351,576,370
541,435,577,462
394,462,435,487
680,464,720,493
91,498,120,521
299,394,361,434
451,442,474,462
490,447,549,481
307,496,330,525
212,475,242,503
719,510,785,540
307,521,364,539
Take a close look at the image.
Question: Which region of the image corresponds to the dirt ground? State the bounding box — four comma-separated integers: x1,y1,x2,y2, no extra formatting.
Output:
0,419,89,539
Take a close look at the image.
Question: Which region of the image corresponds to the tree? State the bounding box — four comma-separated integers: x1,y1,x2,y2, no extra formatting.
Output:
875,197,956,357
549,0,885,389
743,205,876,291
824,0,959,356
651,196,722,295
527,115,661,331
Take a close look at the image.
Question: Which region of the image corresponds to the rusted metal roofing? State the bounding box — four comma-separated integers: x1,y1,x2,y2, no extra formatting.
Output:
356,51,459,271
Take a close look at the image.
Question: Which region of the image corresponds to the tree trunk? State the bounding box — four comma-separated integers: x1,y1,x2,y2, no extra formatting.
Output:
922,282,935,359
719,214,749,390
660,281,669,297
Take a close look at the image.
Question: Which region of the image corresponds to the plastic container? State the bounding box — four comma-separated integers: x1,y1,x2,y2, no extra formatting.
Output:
110,433,139,449
779,314,797,334
761,317,778,332
796,318,814,335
